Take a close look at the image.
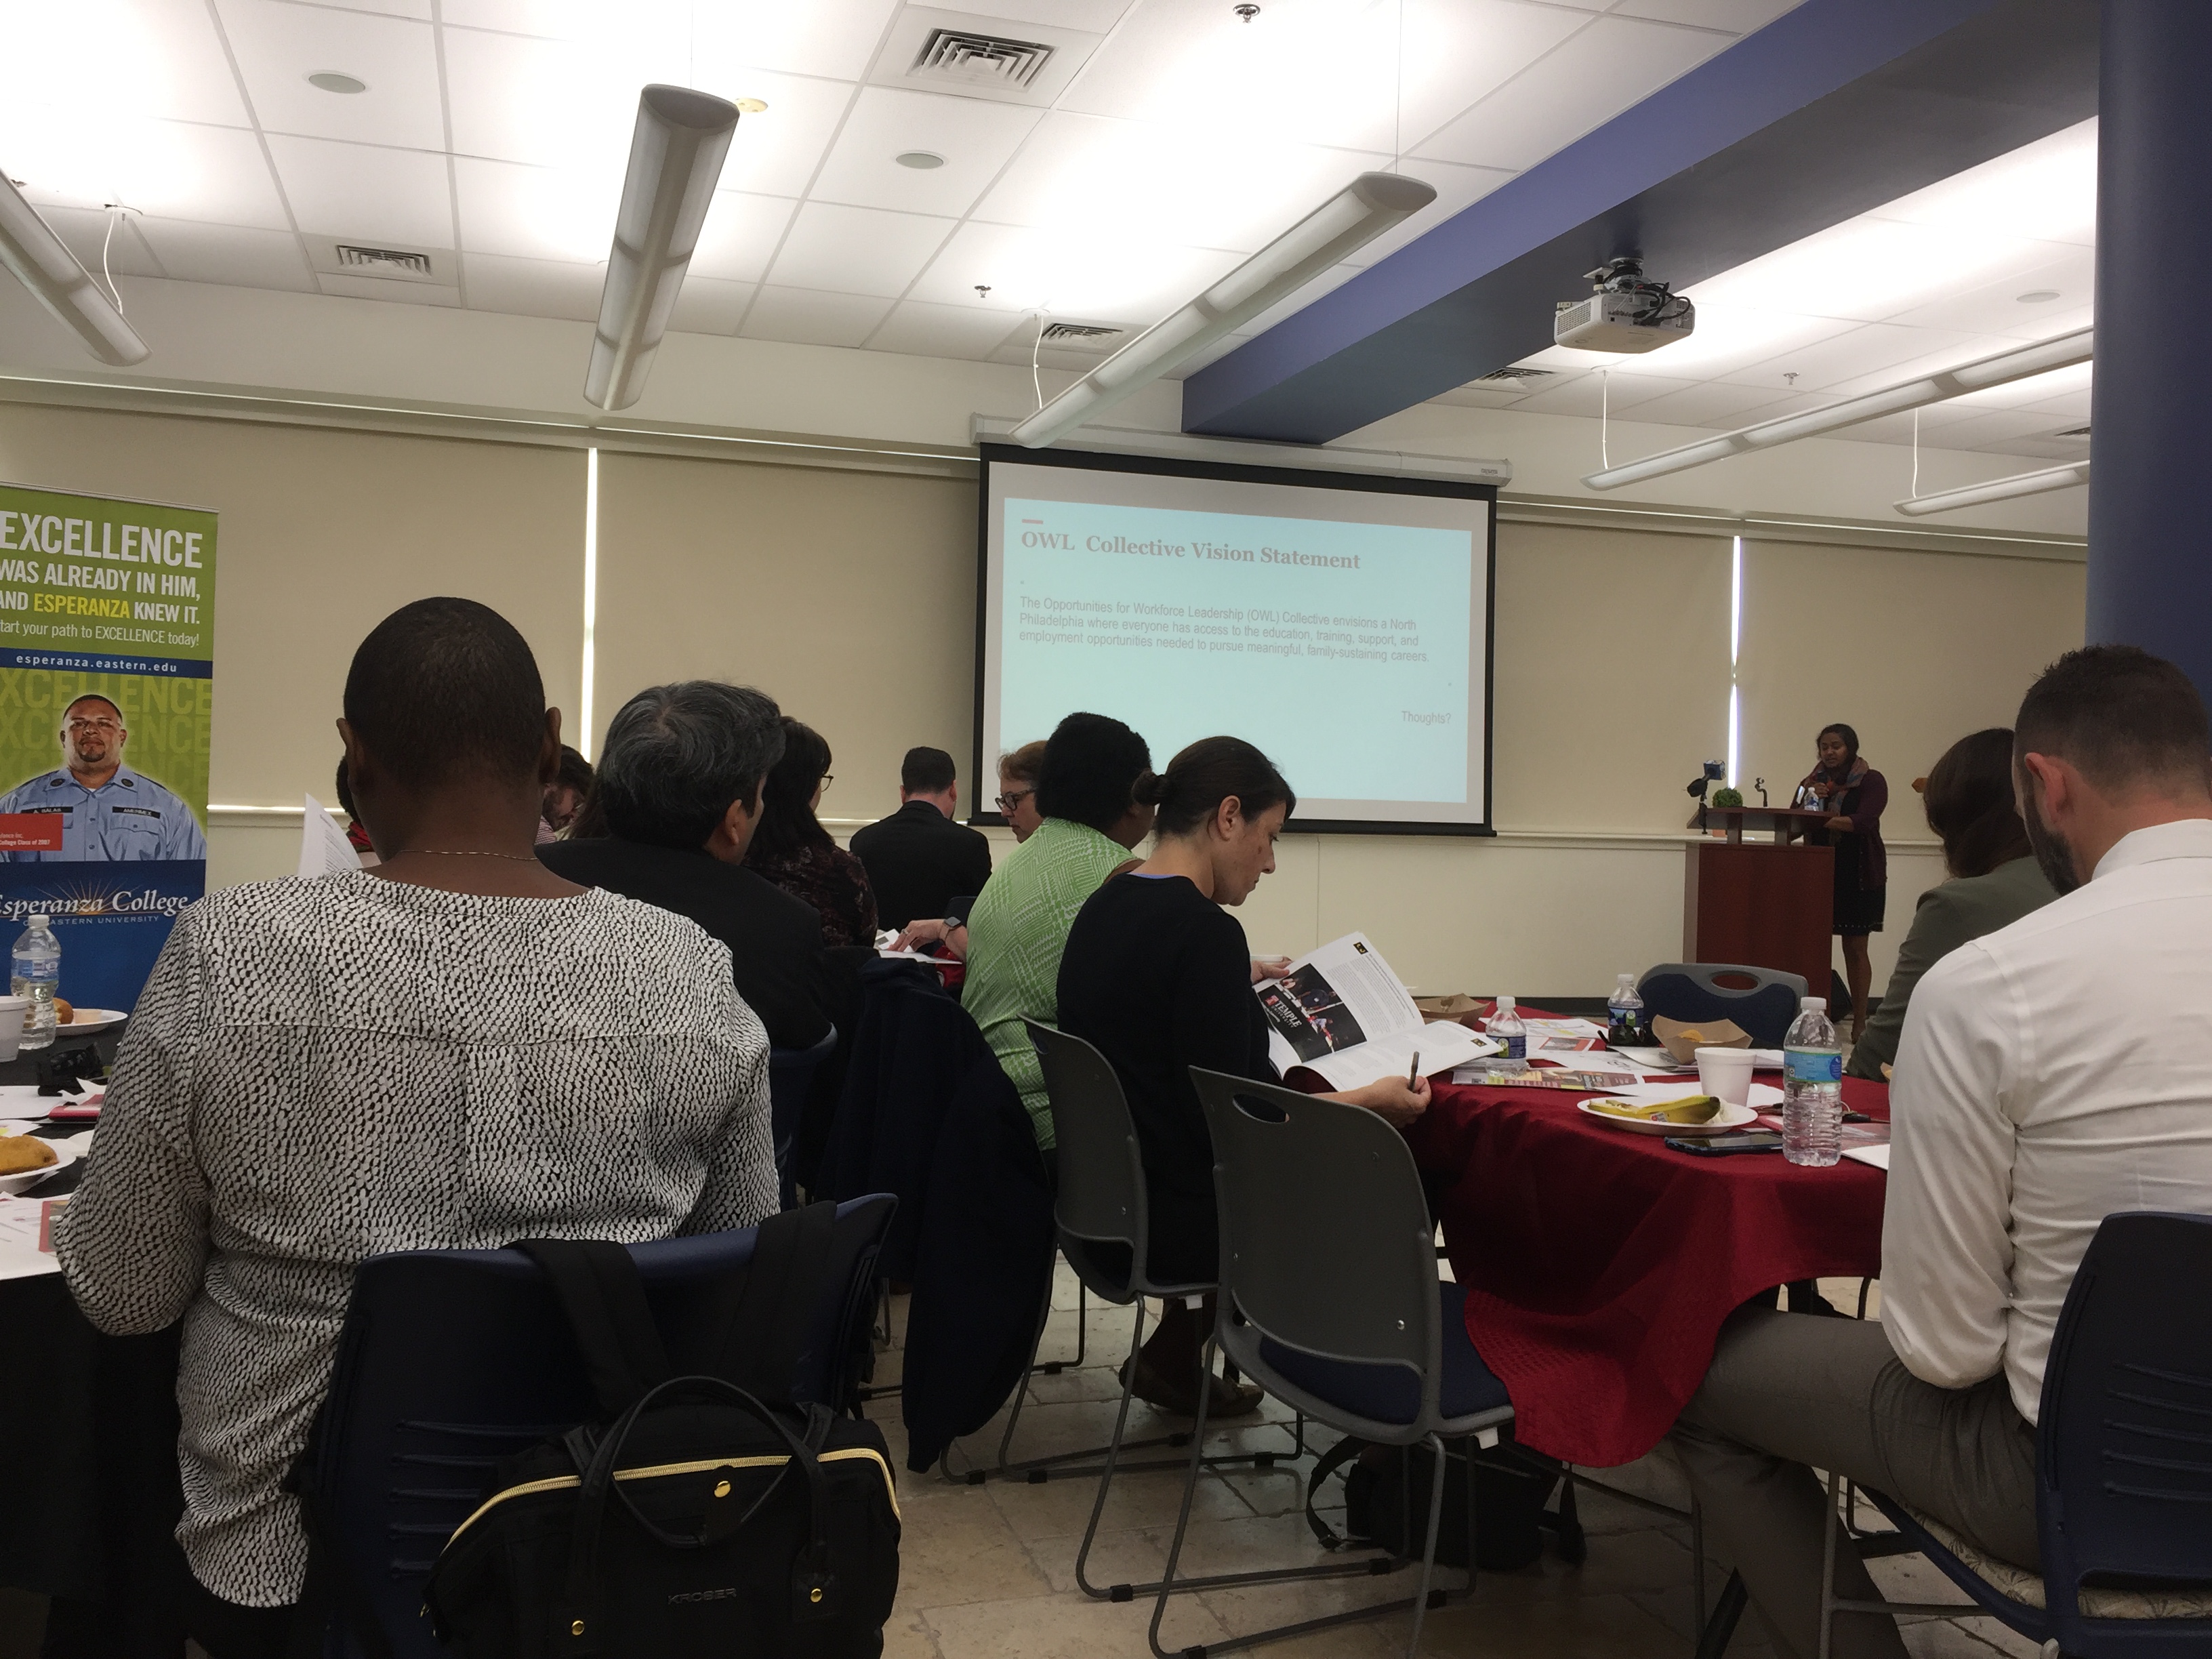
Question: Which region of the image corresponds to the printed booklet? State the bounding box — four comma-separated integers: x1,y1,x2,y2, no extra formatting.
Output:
1255,933,1497,1090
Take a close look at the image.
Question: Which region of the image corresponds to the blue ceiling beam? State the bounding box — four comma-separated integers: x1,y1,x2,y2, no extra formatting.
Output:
1180,0,2098,446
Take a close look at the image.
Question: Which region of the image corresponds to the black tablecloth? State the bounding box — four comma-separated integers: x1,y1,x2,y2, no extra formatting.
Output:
0,1030,193,1657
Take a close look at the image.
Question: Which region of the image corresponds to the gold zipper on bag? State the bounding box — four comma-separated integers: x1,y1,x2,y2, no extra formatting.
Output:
444,1446,900,1545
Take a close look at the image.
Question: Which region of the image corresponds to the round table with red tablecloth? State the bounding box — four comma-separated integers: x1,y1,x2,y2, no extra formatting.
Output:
1401,1071,1890,1469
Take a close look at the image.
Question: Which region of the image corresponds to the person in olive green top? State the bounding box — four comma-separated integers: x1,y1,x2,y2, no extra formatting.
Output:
960,713,1158,1151
1847,727,2059,1079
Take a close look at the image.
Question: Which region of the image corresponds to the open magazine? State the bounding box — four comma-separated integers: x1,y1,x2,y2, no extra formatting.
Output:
1254,933,1497,1091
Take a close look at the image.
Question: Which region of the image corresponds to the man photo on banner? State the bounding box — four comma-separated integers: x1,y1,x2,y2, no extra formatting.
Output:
0,693,208,862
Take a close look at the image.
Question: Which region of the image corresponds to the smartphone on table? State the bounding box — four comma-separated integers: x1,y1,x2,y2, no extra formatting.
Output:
1666,1130,1786,1156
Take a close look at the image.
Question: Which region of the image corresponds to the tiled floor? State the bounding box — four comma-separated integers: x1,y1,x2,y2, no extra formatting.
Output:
867,1265,2043,1659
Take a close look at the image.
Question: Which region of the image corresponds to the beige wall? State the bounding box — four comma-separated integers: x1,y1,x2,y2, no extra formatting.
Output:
590,452,975,820
8,403,2084,1001
0,405,587,808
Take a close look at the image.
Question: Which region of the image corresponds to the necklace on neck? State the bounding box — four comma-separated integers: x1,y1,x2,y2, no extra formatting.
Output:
389,848,540,863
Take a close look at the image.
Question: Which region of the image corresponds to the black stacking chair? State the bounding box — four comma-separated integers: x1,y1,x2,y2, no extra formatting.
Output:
1164,1069,1518,1659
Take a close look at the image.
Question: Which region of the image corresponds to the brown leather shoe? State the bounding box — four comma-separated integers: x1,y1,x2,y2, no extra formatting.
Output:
1122,1349,1263,1418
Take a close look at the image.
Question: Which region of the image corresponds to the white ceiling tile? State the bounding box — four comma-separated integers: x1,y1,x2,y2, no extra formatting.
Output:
1414,15,1732,172
670,277,756,335
131,217,316,289
316,271,459,305
718,76,861,199
1717,322,1995,394
764,203,956,298
811,89,1041,217
1872,119,2097,249
453,155,617,263
869,300,1028,361
1513,370,1703,417
1607,381,1807,428
34,207,166,281
962,0,1132,27
971,110,1387,256
741,286,895,348
689,193,801,285
266,135,455,246
213,0,445,149
131,0,259,126
1879,247,2095,337
1687,218,2050,325
1066,1,1584,159
16,121,295,230
1607,0,1804,30
292,0,431,16
461,251,602,320
1909,409,2077,450
0,0,252,195
442,0,898,80
907,218,1241,320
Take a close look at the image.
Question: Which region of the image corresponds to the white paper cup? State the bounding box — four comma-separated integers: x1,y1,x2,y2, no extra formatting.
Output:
0,996,27,1063
1695,1046,1756,1108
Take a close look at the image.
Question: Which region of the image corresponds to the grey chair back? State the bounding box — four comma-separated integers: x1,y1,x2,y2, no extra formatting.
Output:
1191,1067,1437,1390
1025,1018,1153,1285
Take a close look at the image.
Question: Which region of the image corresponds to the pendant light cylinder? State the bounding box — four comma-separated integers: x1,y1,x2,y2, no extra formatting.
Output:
584,85,741,412
0,174,149,366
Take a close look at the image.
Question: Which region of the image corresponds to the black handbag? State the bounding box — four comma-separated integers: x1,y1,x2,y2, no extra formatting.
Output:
421,1205,901,1658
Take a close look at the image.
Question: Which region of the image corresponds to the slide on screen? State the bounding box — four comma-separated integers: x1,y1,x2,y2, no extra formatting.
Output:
978,449,1496,832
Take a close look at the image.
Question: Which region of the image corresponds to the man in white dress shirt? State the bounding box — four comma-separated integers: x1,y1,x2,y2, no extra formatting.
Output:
1670,644,2212,1659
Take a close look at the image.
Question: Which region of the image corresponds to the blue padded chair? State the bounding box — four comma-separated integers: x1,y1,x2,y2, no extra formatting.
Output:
1818,1212,2212,1658
1638,962,1808,1048
306,1194,895,1658
770,1025,838,1206
1170,1069,1516,1659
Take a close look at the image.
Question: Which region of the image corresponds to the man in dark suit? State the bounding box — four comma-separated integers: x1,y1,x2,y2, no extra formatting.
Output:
849,745,995,932
539,681,832,1051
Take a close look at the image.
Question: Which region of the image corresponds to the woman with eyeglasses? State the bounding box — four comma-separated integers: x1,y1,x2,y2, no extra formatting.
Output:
996,740,1046,842
743,716,878,948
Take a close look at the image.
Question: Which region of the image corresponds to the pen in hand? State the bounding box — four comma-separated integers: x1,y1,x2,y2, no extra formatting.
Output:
1408,1051,1420,1086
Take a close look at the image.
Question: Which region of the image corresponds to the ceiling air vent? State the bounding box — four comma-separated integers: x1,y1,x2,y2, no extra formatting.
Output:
1040,322,1122,346
335,243,434,278
911,28,1054,89
1474,367,1555,384
2054,426,2091,439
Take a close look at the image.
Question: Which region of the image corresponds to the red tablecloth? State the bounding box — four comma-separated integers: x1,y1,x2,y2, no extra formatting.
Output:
1404,1072,1889,1467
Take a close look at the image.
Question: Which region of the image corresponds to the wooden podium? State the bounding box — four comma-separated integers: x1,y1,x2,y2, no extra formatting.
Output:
1684,808,1834,992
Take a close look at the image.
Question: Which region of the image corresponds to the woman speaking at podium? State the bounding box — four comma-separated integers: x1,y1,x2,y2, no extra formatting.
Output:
1799,723,1888,1040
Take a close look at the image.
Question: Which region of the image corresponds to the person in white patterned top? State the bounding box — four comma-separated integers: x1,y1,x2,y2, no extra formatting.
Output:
55,598,776,1659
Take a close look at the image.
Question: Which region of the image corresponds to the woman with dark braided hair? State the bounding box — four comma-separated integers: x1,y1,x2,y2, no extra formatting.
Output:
1799,722,1889,1040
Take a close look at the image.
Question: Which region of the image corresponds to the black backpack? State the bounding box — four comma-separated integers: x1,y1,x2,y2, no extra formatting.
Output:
1304,1433,1579,1572
420,1204,901,1658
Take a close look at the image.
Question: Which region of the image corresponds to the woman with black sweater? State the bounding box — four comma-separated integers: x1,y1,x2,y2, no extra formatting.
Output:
1057,737,1429,1418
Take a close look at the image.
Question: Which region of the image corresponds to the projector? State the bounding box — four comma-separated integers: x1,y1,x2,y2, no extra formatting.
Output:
1553,258,1695,354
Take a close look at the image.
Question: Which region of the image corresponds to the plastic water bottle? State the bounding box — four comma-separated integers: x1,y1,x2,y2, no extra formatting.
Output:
1607,973,1646,1048
1782,996,1843,1166
12,914,60,1052
1490,996,1526,1062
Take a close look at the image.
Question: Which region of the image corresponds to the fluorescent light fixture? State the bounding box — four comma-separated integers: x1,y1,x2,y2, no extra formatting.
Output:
0,173,148,365
1008,171,1436,449
1894,460,2089,517
1581,327,2093,491
583,85,741,412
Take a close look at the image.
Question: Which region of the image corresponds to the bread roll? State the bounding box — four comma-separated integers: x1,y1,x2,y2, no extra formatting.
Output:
52,998,73,1024
0,1135,57,1174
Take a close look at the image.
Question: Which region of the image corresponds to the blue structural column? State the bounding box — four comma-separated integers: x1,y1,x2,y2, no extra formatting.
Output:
2085,1,2212,700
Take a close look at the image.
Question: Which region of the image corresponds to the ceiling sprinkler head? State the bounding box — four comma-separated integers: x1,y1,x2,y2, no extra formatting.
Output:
1235,3,1260,18
975,284,991,298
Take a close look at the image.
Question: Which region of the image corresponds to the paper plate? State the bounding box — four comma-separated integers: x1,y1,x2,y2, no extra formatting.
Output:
0,1128,75,1193
1575,1098,1759,1138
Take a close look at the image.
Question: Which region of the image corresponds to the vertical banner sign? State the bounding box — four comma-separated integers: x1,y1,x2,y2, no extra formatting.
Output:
0,484,216,1012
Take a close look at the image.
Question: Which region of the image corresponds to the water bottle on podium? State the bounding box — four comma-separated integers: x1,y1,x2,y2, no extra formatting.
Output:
1781,996,1843,1166
12,914,60,1052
